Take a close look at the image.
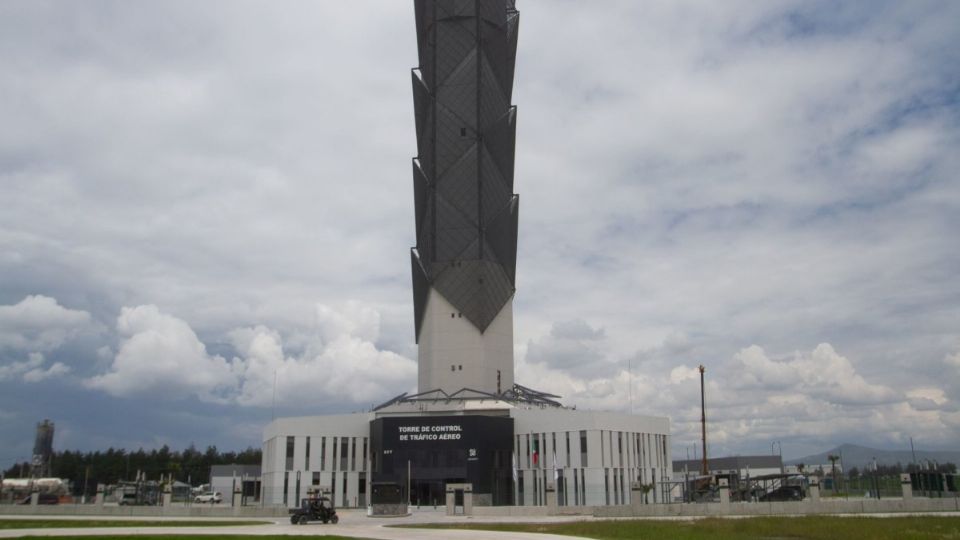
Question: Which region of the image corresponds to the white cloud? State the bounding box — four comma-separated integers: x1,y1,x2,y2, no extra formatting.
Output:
84,302,416,407
23,361,71,382
0,295,91,351
669,365,700,385
229,322,416,408
520,324,958,454
84,305,238,401
730,343,899,405
315,301,382,345
0,352,43,381
0,352,70,383
906,395,943,412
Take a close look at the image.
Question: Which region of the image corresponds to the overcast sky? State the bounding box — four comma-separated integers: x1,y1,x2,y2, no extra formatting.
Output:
1,0,959,469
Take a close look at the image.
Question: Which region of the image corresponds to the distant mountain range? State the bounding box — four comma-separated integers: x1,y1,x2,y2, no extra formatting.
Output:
785,443,960,470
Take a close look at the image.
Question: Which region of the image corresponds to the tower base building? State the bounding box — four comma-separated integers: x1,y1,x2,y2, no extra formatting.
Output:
261,401,670,508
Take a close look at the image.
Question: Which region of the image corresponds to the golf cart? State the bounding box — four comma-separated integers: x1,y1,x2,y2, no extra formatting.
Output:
289,493,338,525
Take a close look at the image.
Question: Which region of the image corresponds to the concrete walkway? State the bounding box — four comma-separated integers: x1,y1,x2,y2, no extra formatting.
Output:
2,508,958,539
0,510,594,540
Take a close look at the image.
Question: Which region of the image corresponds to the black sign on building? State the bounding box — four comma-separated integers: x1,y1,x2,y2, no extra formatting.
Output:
370,415,514,506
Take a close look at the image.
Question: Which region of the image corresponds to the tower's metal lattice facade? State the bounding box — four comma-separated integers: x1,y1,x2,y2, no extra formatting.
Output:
410,0,520,339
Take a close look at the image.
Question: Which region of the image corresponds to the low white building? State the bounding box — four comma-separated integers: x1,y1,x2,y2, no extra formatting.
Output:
261,400,670,509
673,455,784,482
262,413,370,508
209,464,261,505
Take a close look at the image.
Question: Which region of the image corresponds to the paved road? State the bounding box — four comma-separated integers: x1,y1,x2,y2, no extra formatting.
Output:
3,509,958,539
0,510,595,540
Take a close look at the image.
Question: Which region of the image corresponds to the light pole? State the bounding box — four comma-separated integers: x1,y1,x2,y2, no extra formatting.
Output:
771,441,783,473
698,365,708,477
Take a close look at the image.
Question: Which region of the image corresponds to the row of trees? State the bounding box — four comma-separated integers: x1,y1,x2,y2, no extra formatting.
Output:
2,445,261,494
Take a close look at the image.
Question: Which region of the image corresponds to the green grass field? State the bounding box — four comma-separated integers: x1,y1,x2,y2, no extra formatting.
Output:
403,515,960,540
0,519,269,529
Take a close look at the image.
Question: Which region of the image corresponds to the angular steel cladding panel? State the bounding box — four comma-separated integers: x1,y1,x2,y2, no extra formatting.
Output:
411,249,431,339
411,0,519,340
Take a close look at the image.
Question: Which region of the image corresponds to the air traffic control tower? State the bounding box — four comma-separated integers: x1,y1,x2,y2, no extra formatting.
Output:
261,1,671,510
409,0,520,396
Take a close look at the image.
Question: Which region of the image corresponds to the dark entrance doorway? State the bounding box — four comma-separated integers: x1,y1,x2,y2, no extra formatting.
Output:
370,415,514,506
411,479,459,507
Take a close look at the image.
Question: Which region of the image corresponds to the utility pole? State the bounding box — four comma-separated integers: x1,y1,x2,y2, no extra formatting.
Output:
699,365,708,477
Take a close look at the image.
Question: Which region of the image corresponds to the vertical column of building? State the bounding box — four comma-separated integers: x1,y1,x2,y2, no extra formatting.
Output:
410,0,520,395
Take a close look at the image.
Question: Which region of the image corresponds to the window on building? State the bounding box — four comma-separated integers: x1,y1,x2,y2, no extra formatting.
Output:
518,471,524,506
312,471,320,485
343,475,348,507
525,434,531,468
557,471,565,506
565,432,571,467
613,469,618,505
580,430,588,468
340,437,349,470
285,436,295,471
283,471,289,505
295,470,301,505
651,468,656,503
362,438,368,471
533,467,539,505
604,468,610,506
635,434,641,465
305,437,311,470
321,437,326,471
351,437,357,471
552,432,557,468
662,435,668,469
359,472,366,506
532,434,540,468
580,469,586,505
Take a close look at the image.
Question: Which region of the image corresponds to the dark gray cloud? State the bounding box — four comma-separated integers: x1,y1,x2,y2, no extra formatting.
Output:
525,319,613,377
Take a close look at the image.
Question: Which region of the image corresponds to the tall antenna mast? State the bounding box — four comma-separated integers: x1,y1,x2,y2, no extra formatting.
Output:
699,364,708,476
